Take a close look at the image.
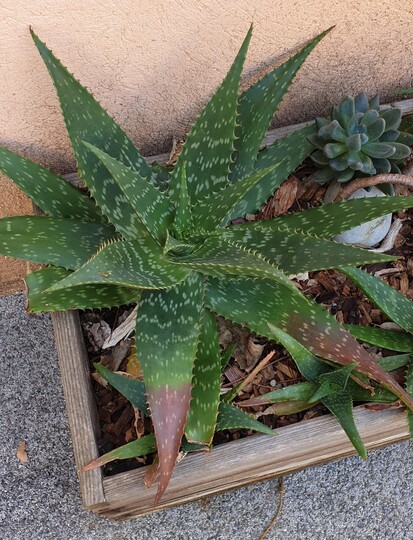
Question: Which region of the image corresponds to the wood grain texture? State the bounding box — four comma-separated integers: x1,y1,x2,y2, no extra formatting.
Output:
51,311,107,510
97,406,409,519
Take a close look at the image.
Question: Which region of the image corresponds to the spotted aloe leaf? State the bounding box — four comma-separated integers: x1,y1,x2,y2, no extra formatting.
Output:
241,381,318,407
46,236,190,291
217,225,394,274
267,325,366,457
185,308,221,445
171,164,193,239
215,402,275,435
0,216,115,269
205,278,413,411
345,325,413,353
31,31,159,240
342,266,413,334
192,163,281,232
272,196,413,238
178,235,294,287
231,28,331,181
81,434,156,472
26,267,139,313
242,376,395,408
227,124,316,221
168,26,252,204
377,354,413,372
322,390,366,458
0,147,102,222
135,273,204,503
81,142,174,244
94,363,148,414
309,363,358,402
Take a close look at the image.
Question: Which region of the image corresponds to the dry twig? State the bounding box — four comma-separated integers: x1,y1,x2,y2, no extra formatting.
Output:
334,174,413,201
258,477,285,540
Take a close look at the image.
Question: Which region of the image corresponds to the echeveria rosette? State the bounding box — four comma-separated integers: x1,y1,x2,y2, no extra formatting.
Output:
2,27,413,503
309,92,413,184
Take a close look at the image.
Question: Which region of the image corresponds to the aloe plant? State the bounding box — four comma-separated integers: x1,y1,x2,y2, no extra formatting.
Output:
2,27,413,503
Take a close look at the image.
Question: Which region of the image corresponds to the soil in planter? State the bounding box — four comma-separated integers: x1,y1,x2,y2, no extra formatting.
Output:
80,161,413,476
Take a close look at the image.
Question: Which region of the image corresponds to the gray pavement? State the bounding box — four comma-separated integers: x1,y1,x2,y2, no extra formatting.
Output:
1,293,412,540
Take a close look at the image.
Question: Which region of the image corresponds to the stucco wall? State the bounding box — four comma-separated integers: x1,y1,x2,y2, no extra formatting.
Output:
1,0,413,292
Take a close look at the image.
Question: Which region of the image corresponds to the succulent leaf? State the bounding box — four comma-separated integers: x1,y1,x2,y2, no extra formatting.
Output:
368,95,380,111
342,266,413,334
135,272,204,503
177,236,294,287
171,164,193,238
228,124,317,220
217,224,395,274
0,147,102,222
345,324,413,353
81,434,157,471
231,28,331,180
322,390,366,459
26,267,139,313
0,216,115,269
81,141,173,244
215,402,275,435
31,31,160,239
270,196,413,238
365,118,386,141
324,143,347,159
185,308,221,445
95,363,148,414
240,381,318,407
309,363,358,402
168,26,252,203
46,236,190,291
338,96,355,126
380,108,402,131
345,134,362,153
362,142,396,159
192,163,280,231
312,150,330,166
388,142,411,160
354,92,369,113
329,120,348,143
378,354,413,372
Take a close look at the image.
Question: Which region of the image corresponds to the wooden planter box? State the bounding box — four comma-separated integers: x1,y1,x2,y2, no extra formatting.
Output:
50,100,413,520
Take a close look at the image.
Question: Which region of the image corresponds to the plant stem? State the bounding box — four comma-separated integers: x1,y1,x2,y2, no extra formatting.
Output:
334,174,413,201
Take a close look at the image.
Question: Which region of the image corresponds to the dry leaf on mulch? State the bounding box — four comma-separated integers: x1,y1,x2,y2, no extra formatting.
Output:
16,441,28,463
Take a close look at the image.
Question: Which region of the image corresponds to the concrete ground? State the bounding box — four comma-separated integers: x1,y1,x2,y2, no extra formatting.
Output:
1,293,412,540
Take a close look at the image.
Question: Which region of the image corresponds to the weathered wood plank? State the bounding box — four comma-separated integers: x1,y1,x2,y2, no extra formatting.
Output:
51,311,107,510
99,406,409,519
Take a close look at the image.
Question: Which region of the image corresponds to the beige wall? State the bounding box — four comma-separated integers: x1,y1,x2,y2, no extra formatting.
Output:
1,0,413,291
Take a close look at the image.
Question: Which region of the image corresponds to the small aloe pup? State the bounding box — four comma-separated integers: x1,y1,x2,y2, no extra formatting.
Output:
2,26,413,503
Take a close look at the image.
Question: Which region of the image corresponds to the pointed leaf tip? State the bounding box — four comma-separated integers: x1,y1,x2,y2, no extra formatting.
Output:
149,384,193,504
